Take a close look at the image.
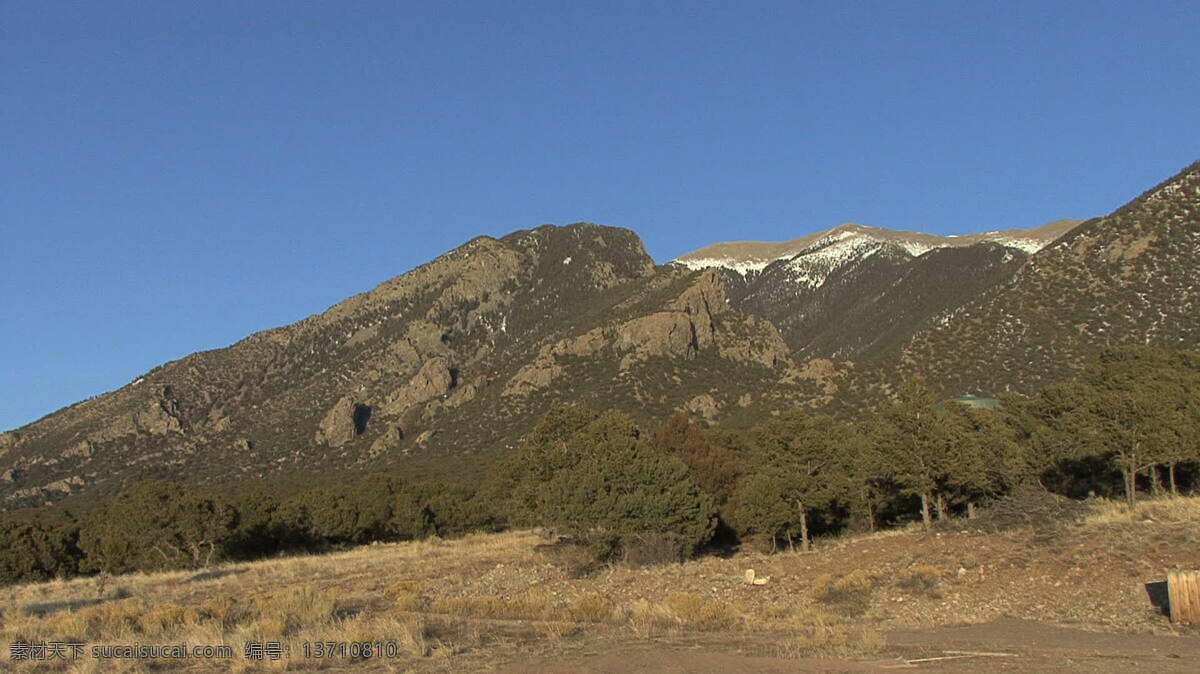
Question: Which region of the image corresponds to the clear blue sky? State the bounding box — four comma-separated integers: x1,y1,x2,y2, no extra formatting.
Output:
2,1,1197,431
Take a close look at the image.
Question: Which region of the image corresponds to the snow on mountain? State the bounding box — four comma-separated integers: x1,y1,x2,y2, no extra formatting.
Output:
673,220,1082,276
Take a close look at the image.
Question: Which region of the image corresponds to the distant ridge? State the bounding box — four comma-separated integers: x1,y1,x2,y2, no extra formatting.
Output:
673,220,1083,274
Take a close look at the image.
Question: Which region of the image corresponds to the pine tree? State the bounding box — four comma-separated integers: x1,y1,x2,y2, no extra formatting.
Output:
736,411,853,551
871,378,956,531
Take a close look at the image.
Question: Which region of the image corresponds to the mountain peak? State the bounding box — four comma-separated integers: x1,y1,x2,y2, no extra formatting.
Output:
674,220,1082,276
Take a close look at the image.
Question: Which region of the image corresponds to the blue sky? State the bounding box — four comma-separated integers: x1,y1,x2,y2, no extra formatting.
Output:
2,1,1197,431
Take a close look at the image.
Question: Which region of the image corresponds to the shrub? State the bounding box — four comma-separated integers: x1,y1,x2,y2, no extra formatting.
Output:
895,564,942,596
78,481,237,574
811,570,875,616
0,516,81,584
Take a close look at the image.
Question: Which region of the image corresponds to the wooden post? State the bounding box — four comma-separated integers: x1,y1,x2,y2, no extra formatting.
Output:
1168,570,1200,624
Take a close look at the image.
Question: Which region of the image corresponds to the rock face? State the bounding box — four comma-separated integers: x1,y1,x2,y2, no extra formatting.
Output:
315,396,365,447
383,358,455,416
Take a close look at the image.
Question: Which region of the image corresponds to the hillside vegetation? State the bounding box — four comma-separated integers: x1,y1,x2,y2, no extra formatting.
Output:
2,347,1197,596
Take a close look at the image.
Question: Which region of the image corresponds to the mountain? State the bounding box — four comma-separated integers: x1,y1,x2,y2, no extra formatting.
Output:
0,224,815,508
904,161,1200,394
2,162,1196,509
673,221,1080,360
674,220,1080,274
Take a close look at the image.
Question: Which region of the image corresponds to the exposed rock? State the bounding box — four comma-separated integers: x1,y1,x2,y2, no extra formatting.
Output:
44,475,84,494
7,486,41,501
616,312,698,367
61,440,93,459
504,360,564,397
382,357,454,416
209,413,231,433
135,395,184,435
369,426,404,457
503,329,607,397
0,468,20,483
415,429,436,447
548,328,608,358
402,321,451,360
669,269,728,345
315,396,369,447
0,431,16,453
235,438,254,452
445,381,479,408
682,394,721,422
737,393,753,407
715,315,793,368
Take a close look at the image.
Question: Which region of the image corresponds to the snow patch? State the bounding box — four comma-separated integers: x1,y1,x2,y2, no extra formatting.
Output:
992,237,1044,254
562,256,572,265
783,235,887,289
897,241,936,256
673,257,774,275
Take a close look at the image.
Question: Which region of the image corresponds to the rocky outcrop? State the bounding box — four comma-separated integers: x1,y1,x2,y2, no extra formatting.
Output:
503,329,607,397
135,388,185,435
615,312,698,366
44,475,84,494
369,426,404,458
715,315,792,368
681,394,721,421
61,440,93,459
504,360,563,397
382,357,454,416
315,396,367,447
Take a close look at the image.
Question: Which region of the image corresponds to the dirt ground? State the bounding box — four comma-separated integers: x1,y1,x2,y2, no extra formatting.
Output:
493,618,1200,673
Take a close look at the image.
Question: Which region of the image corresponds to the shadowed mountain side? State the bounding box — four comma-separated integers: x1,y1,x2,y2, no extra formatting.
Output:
721,241,1030,361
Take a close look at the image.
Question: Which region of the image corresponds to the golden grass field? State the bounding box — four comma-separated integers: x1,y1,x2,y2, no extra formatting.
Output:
2,496,1199,672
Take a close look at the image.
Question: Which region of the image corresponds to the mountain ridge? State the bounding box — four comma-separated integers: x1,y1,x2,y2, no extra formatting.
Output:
2,162,1197,509
673,219,1083,274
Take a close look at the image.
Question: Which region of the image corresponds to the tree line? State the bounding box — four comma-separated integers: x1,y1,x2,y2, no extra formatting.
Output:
1,345,1196,584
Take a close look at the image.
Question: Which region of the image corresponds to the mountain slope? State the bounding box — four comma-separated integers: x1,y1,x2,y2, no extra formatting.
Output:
716,235,1030,360
2,163,1195,509
0,224,804,508
904,161,1200,394
677,221,1079,361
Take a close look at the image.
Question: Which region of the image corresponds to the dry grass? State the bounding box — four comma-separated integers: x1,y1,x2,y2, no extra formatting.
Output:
777,612,886,659
2,499,1197,669
811,569,877,616
1081,494,1200,528
567,592,617,623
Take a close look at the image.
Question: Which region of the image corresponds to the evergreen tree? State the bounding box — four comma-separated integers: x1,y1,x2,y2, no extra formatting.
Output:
531,410,717,554
736,411,853,551
871,378,956,531
1047,347,1199,507
649,412,743,509
0,516,81,584
80,481,238,573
